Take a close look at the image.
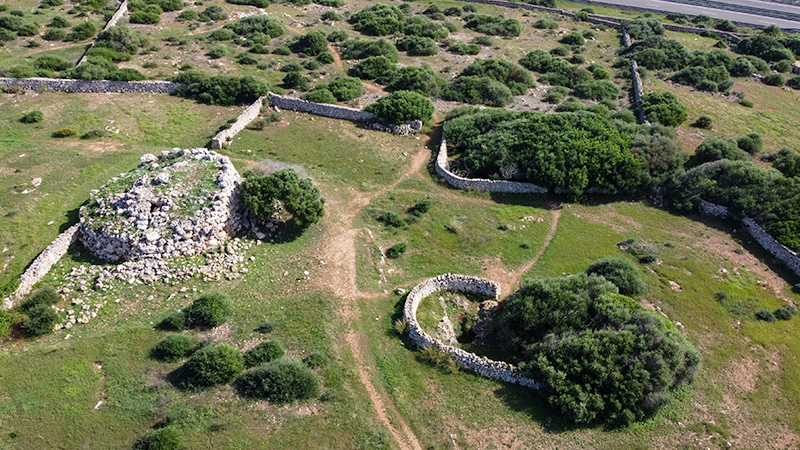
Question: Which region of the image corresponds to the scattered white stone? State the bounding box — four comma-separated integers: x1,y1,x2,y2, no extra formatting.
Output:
31,178,42,187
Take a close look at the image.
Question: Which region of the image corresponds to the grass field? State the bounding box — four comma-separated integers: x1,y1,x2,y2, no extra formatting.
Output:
2,0,800,448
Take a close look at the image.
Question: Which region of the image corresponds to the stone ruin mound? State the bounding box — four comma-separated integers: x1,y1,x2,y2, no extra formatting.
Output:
79,148,243,262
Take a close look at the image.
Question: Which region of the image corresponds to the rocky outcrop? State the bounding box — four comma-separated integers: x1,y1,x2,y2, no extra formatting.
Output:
79,148,243,262
211,96,265,149
402,274,540,388
436,134,548,194
0,78,183,93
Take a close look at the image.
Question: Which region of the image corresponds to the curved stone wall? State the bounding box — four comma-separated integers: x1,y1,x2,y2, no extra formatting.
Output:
436,134,548,194
402,274,540,388
0,78,183,93
269,92,378,122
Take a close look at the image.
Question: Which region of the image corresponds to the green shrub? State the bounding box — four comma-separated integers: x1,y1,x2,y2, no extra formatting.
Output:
418,346,458,373
586,258,645,296
132,427,183,450
240,169,325,230
326,76,365,101
386,242,408,259
178,344,244,389
737,133,763,154
244,340,284,367
623,17,664,40
377,211,405,228
151,334,194,362
292,31,327,56
533,18,558,29
396,35,438,56
693,116,713,129
321,10,343,21
349,4,404,36
272,45,290,55
65,21,95,41
316,51,334,64
43,28,66,40
171,71,268,105
158,312,187,331
96,25,146,53
81,129,108,139
52,127,76,138
20,110,44,124
282,71,309,90
773,148,800,177
130,11,161,24
404,16,449,39
572,80,619,101
365,90,434,124
301,88,337,104
184,293,231,328
756,308,776,322
560,31,585,46
236,359,319,402
303,351,328,368
774,305,797,320
472,36,492,46
409,199,431,216
448,42,480,55
226,15,285,39
341,38,398,62
385,65,446,97
225,0,270,7
255,320,274,333
326,30,348,43
464,13,521,37
348,55,396,80
177,9,198,21
208,28,234,41
21,304,58,337
763,73,785,86
0,310,14,339
641,91,687,127
694,137,747,164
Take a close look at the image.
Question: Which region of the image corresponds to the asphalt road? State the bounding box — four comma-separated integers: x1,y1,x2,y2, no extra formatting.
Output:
578,0,800,29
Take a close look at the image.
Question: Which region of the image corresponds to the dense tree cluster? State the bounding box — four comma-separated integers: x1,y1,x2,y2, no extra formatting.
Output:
464,14,521,37
171,71,268,105
493,272,700,426
349,4,405,36
444,110,644,197
666,158,800,251
519,49,595,88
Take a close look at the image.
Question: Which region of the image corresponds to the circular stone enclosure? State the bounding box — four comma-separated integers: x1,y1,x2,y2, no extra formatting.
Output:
79,148,243,262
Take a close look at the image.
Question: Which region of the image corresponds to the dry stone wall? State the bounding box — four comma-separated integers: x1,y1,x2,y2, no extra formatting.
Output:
3,224,80,309
211,96,264,149
0,77,183,93
76,0,129,66
436,134,548,194
402,274,540,388
743,218,800,277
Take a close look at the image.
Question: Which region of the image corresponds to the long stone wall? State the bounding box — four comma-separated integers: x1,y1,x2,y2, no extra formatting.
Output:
3,224,80,309
211,96,264,149
402,274,540,388
743,218,800,277
268,92,378,122
625,26,650,125
0,77,183,93
77,0,129,66
436,134,548,194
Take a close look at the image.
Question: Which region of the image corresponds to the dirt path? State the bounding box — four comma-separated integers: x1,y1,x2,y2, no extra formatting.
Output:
484,207,561,296
311,146,429,450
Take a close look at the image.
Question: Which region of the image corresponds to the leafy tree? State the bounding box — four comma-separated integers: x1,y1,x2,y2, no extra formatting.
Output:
240,169,325,230
365,90,434,124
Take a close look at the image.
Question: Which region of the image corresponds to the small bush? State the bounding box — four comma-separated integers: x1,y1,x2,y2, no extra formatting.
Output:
65,21,96,41
327,76,365,101
184,293,231,328
0,310,14,339
255,320,274,333
316,51,334,64
740,99,754,108
586,258,645,296
178,344,244,389
693,116,713,129
81,129,107,139
418,346,458,373
763,73,784,86
756,308,776,322
774,305,797,320
52,127,76,138
244,340,284,367
236,359,319,402
737,133,763,154
377,211,405,228
206,45,226,59
158,312,187,331
321,11,343,21
409,199,431,216
21,304,58,337
19,286,59,312
392,318,409,335
132,426,183,450
386,242,408,259
151,334,194,362
365,90,434,124
326,30,348,43
43,28,66,40
282,71,309,90
20,110,43,124
303,351,328,368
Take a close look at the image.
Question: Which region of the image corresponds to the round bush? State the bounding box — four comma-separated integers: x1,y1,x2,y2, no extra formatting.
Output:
19,286,59,312
158,312,187,331
22,304,58,337
693,116,713,129
151,334,194,362
763,73,784,86
756,308,776,322
132,426,183,450
586,258,645,296
301,88,337,104
366,90,434,124
184,293,231,328
386,242,407,259
240,168,325,230
244,340,284,367
774,306,796,320
52,127,77,138
179,344,244,389
236,359,319,403
303,351,329,368
0,310,15,339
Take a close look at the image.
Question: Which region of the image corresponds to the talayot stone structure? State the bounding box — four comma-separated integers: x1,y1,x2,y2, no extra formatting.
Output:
79,148,243,262
0,78,183,93
402,274,540,388
436,133,548,194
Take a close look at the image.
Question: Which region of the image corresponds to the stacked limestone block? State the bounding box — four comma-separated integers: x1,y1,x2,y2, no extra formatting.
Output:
79,148,243,262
